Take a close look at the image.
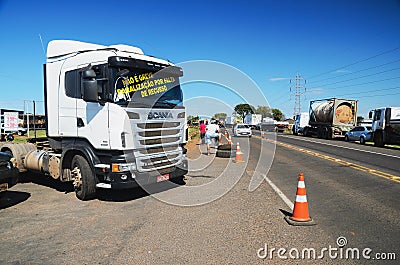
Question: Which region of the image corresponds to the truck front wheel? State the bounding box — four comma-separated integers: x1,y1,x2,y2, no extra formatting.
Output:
71,155,96,200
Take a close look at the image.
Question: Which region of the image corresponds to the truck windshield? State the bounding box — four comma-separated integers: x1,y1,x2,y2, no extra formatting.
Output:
111,66,183,109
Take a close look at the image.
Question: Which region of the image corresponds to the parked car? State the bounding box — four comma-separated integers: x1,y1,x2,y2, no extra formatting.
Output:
233,124,252,137
344,126,372,144
0,152,19,192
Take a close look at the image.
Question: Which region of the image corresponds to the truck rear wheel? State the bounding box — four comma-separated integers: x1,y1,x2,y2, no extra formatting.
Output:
374,131,384,147
71,155,96,200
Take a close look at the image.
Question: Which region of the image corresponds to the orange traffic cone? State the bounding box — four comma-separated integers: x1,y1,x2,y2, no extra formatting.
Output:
235,142,244,163
227,136,232,145
285,173,316,226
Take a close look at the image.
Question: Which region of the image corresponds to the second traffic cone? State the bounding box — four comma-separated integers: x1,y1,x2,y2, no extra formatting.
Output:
235,142,244,163
285,173,316,226
227,136,232,145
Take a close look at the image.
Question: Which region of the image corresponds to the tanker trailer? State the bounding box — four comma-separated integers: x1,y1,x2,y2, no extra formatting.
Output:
304,98,358,139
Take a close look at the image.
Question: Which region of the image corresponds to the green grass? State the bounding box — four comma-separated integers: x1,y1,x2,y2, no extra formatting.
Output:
188,126,200,140
364,141,400,149
12,130,47,143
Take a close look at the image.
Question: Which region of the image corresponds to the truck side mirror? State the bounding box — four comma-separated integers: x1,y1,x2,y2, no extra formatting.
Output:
82,69,98,102
368,111,372,119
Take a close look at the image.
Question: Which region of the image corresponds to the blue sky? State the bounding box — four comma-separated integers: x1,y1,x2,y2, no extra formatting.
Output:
0,0,399,119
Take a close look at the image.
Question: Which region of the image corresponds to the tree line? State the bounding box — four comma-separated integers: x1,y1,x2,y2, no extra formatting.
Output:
187,104,285,125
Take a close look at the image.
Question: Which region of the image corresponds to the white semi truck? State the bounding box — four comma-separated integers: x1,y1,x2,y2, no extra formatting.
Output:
0,40,188,200
292,112,309,135
243,114,262,129
369,107,400,147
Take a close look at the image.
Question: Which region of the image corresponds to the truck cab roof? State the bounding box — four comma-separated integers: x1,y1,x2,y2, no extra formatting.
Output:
47,40,144,59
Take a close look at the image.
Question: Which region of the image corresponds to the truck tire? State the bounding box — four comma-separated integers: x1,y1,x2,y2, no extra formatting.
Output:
218,144,232,151
216,150,231,158
1,143,36,172
374,131,384,147
71,154,96,200
303,127,309,137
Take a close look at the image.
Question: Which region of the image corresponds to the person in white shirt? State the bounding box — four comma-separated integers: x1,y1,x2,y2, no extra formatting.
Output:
205,120,221,155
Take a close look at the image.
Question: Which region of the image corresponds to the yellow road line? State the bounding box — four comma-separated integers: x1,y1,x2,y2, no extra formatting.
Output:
256,135,400,183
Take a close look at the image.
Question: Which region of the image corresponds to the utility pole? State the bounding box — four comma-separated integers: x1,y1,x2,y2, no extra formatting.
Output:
290,73,306,117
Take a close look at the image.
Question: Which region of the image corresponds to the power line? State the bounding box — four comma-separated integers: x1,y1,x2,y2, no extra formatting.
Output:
308,46,400,80
310,58,400,84
307,76,400,92
350,91,400,99
307,67,400,89
334,86,400,97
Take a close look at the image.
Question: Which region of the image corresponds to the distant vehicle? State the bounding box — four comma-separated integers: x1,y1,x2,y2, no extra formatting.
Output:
243,114,262,129
260,117,275,132
225,116,236,127
344,126,372,144
233,124,252,137
275,121,289,133
369,107,400,147
292,112,309,135
358,119,372,127
0,152,19,193
304,98,358,139
1,124,28,136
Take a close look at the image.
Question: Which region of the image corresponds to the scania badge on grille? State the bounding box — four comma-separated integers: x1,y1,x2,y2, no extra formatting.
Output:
148,111,173,119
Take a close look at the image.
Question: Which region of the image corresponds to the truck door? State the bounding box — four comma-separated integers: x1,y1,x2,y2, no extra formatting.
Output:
60,70,79,137
76,65,110,149
372,109,383,131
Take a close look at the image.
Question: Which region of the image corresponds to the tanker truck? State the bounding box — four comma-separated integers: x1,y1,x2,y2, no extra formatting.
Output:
0,40,188,200
303,98,358,139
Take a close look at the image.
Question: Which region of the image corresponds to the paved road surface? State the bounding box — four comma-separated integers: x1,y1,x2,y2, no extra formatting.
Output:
0,132,398,264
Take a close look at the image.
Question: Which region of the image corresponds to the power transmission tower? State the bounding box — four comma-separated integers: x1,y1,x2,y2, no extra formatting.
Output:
290,73,306,116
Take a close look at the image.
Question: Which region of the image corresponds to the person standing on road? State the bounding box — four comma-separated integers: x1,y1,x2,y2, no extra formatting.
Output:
205,120,221,155
199,120,206,144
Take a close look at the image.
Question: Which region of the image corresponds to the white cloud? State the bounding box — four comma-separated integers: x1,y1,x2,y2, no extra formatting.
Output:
335,69,352,74
269,77,289,82
307,88,325,94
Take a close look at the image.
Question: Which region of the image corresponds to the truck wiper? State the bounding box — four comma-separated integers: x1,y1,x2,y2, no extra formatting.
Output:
154,102,177,108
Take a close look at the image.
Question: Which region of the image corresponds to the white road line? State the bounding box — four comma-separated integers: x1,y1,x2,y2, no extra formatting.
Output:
280,135,400,159
262,174,294,210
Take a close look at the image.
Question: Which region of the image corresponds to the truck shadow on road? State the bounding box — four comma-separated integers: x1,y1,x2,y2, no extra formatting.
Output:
0,191,31,210
97,177,187,202
18,172,75,193
17,173,187,202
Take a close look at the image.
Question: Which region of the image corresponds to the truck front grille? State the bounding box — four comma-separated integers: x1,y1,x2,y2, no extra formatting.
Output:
134,120,183,172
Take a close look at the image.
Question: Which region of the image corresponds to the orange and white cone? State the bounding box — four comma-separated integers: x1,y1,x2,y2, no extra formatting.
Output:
285,173,316,226
227,136,232,145
235,142,244,163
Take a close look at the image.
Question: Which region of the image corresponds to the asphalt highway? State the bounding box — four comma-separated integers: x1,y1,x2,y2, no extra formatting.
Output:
250,131,400,262
0,131,398,264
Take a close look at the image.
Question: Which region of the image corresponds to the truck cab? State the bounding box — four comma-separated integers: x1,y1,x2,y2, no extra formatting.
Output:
0,40,188,200
369,107,400,147
292,112,309,135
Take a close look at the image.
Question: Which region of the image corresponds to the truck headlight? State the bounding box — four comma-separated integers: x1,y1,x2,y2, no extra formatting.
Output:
111,162,136,172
